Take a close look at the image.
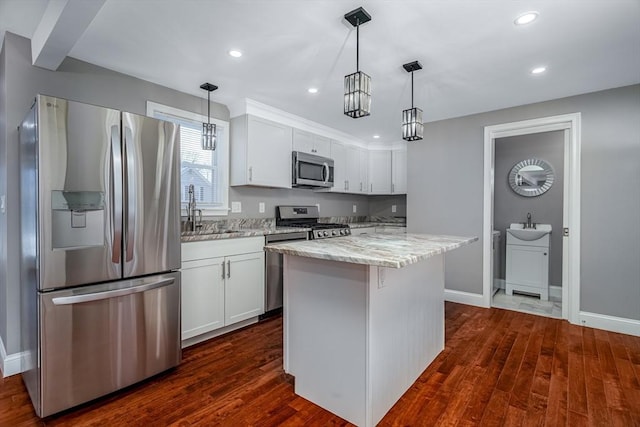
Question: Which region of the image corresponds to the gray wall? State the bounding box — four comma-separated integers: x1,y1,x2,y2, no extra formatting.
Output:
408,84,640,321
368,195,407,218
0,37,7,350
495,131,564,286
0,32,408,358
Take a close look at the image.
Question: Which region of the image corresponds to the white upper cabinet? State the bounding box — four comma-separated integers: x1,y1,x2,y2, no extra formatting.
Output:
369,150,392,194
391,149,407,194
330,140,347,192
325,142,368,194
293,129,331,158
359,148,369,194
230,115,293,188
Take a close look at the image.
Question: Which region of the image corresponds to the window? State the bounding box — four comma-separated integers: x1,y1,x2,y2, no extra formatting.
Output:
147,101,229,216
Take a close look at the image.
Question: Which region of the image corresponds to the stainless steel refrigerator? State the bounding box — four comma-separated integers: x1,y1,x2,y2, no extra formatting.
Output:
19,95,182,417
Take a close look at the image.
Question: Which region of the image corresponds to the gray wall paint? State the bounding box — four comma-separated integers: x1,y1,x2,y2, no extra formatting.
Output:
0,33,408,357
495,131,564,287
408,84,640,321
368,195,407,217
0,37,7,350
0,32,233,357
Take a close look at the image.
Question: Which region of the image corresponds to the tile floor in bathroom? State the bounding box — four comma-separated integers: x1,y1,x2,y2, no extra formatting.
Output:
492,288,562,319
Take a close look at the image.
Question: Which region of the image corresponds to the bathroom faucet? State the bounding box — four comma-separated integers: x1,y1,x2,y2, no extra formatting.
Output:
525,212,536,229
186,184,202,231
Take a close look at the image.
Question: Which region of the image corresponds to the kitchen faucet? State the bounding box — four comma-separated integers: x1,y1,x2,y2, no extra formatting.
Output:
186,184,202,231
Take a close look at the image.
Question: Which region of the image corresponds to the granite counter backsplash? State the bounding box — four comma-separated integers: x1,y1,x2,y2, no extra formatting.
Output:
181,216,407,242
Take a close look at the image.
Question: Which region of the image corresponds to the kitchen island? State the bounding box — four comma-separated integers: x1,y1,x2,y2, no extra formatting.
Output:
264,233,477,426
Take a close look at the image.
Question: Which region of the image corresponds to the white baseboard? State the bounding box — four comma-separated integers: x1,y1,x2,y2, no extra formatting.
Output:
549,285,562,300
181,316,259,348
578,311,640,337
444,289,486,308
0,336,24,378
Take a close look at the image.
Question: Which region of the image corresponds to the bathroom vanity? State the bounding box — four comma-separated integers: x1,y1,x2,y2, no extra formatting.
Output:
505,223,552,300
265,233,477,426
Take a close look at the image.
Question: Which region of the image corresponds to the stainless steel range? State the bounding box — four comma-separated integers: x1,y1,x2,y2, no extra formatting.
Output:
276,205,351,239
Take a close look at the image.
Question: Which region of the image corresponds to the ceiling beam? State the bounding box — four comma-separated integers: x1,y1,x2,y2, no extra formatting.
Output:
31,0,105,70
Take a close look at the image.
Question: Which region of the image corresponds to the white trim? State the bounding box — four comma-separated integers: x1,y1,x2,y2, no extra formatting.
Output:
444,289,485,307
180,316,259,348
0,336,24,377
146,101,230,216
578,312,640,337
483,113,581,326
549,285,562,300
229,98,409,150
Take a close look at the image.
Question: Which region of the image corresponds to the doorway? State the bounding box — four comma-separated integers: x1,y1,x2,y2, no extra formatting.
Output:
483,113,581,323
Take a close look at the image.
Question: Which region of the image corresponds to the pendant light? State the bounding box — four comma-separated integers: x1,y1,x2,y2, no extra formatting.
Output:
344,7,372,119
200,82,218,150
402,61,423,141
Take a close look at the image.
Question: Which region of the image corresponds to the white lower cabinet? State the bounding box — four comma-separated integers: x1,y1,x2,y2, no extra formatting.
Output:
181,237,265,343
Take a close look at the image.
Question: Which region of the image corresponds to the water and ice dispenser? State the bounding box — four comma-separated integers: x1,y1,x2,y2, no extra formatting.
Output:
51,191,105,249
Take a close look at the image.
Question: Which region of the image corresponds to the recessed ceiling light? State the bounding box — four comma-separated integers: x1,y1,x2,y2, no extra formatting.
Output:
228,50,242,58
373,135,380,139
514,11,539,25
308,87,318,94
531,66,547,75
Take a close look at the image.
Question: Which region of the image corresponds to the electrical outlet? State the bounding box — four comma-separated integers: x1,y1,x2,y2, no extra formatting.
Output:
315,203,320,212
353,204,357,213
391,204,397,213
231,201,242,213
258,202,265,213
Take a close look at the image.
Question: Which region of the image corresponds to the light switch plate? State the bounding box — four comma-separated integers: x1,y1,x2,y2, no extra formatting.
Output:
231,201,242,213
0,195,5,214
315,203,320,212
258,202,265,213
391,204,397,213
353,204,357,213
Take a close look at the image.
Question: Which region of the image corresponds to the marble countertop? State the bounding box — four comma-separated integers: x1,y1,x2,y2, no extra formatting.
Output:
348,222,406,229
181,227,309,242
264,233,477,268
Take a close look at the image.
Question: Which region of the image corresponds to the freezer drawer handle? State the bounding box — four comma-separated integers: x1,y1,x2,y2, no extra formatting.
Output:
51,278,175,305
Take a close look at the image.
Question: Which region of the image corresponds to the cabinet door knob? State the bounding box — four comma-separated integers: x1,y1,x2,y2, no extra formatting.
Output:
543,253,547,256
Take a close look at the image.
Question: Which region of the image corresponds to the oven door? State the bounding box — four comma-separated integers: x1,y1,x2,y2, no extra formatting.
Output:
292,151,334,188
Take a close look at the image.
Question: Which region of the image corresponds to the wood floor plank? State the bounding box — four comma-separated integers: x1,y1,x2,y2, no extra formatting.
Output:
1,303,639,426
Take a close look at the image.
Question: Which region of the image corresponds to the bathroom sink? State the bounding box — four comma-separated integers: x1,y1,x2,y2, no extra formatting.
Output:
507,223,552,241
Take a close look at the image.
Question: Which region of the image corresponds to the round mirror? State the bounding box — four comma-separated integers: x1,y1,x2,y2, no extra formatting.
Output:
508,158,554,197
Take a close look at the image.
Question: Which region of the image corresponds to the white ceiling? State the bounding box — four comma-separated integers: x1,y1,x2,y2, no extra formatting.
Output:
2,0,639,144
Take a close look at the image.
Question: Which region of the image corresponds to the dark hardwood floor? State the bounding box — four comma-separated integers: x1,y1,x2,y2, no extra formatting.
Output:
1,302,639,426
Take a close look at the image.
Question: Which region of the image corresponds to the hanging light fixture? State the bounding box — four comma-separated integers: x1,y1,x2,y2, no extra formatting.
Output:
200,82,218,150
402,61,423,141
343,7,372,119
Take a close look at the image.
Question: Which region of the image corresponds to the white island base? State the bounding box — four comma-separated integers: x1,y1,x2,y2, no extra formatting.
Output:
283,254,445,426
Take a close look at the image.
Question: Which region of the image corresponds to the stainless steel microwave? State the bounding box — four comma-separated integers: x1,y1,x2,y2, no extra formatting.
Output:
292,151,334,188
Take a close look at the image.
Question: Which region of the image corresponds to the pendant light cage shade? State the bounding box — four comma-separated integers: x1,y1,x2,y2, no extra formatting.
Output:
344,71,371,118
402,107,423,141
202,122,216,150
200,82,218,151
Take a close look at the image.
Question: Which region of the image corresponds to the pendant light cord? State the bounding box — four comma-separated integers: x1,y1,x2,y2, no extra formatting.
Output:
411,72,414,108
356,20,360,72
207,91,211,125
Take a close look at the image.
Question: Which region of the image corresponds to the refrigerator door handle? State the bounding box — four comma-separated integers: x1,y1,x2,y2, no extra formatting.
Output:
110,125,123,263
124,126,136,262
51,278,175,305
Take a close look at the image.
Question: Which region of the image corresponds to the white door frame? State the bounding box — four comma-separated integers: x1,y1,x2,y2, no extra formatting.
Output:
483,113,581,323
